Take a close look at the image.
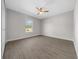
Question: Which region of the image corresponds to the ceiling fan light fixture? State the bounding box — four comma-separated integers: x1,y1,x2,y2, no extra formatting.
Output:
35,7,49,15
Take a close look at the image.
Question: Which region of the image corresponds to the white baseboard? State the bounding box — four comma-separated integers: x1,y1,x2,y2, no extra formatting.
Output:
74,42,78,56
7,34,74,42
42,35,74,42
7,34,40,42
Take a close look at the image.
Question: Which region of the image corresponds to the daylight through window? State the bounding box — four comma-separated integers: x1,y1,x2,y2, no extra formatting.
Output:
25,20,33,32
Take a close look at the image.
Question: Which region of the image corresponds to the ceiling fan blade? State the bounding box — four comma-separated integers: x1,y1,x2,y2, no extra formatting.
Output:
36,7,40,10
44,11,48,12
42,10,48,12
40,8,43,10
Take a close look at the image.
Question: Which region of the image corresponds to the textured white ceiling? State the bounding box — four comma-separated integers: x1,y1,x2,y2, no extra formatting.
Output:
5,0,75,19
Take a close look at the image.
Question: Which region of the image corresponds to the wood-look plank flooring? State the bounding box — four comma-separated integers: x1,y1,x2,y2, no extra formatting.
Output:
3,35,77,59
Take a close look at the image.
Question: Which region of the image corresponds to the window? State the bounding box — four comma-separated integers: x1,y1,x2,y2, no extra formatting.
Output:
25,20,33,32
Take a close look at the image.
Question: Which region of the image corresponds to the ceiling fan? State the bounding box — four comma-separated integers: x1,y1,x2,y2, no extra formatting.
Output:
36,7,49,15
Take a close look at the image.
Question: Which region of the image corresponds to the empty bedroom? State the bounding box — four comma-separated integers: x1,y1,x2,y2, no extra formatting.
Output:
2,0,78,59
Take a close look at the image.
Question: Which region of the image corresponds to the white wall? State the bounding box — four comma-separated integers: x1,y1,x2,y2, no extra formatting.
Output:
74,0,78,55
7,9,41,41
41,11,74,41
2,0,6,57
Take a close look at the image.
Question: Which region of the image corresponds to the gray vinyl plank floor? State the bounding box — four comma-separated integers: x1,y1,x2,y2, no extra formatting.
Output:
3,35,77,59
